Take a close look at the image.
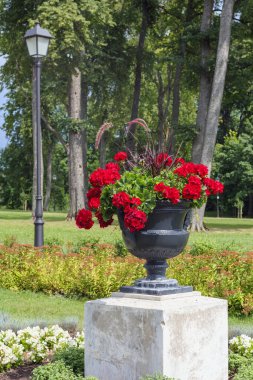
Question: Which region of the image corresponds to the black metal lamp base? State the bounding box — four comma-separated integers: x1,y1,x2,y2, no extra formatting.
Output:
120,278,193,296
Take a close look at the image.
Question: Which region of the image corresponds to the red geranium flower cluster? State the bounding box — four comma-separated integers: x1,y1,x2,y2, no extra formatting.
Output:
89,167,121,187
114,151,128,161
76,209,94,229
203,178,224,196
112,191,145,232
154,183,180,204
76,147,224,233
124,208,147,232
182,176,202,200
174,163,208,178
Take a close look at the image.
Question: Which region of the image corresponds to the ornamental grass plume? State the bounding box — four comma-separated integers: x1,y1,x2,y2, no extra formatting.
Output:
76,119,224,233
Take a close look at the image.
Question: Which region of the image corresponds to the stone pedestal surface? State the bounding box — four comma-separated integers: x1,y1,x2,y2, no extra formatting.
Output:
85,292,228,380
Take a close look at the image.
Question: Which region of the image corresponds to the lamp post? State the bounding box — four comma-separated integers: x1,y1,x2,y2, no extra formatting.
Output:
24,23,53,247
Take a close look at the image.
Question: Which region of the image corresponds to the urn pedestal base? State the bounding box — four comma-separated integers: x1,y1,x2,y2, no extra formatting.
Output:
85,292,228,380
120,278,193,295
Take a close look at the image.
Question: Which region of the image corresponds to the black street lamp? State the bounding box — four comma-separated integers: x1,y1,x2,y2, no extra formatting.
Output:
24,23,53,247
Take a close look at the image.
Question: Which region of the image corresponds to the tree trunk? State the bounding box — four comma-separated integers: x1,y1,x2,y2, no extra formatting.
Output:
44,143,54,211
157,67,172,151
99,109,108,168
191,0,235,231
201,0,235,171
81,78,89,208
192,0,214,164
68,68,85,218
126,1,149,153
169,46,184,154
190,0,214,231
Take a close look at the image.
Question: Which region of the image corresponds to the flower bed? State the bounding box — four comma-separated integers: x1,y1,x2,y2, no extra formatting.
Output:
0,325,84,373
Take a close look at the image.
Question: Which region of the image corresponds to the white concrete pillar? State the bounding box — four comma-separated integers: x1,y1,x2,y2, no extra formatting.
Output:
85,292,228,380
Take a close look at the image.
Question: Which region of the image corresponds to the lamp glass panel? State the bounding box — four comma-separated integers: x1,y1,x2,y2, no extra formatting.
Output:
26,37,37,57
37,36,50,57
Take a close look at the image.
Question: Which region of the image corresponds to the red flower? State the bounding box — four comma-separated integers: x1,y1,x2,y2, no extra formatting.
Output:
76,209,94,229
89,168,105,187
114,151,128,161
95,211,113,228
182,183,201,200
155,153,173,167
188,175,202,186
131,197,142,206
203,178,224,195
88,197,100,210
175,157,185,165
154,182,167,193
87,187,101,200
164,187,180,204
105,162,120,172
194,164,208,178
124,208,147,232
174,163,196,177
112,192,131,208
154,182,180,204
89,168,120,187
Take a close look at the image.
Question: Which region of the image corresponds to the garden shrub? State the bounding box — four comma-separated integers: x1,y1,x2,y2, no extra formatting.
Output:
229,352,248,376
170,250,253,316
0,243,252,315
31,360,85,380
233,362,253,380
53,347,84,375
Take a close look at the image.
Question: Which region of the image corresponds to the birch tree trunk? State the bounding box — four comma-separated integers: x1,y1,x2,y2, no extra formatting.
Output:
68,68,85,218
126,1,148,153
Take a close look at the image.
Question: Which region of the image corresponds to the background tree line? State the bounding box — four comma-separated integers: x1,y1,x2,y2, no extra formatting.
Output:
0,0,252,225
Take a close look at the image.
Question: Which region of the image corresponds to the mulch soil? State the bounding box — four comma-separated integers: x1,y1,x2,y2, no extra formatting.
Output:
0,364,40,380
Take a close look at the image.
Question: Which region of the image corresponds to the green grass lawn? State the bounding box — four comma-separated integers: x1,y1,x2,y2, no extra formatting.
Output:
0,288,252,337
0,288,86,331
0,209,252,251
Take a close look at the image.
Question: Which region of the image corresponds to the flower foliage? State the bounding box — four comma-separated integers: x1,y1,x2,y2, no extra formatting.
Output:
0,325,84,373
76,148,224,232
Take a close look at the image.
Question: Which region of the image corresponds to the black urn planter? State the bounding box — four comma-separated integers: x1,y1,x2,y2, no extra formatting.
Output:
118,201,193,295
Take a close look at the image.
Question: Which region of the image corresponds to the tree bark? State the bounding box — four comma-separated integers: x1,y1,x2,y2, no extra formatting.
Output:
201,0,235,171
68,68,86,218
190,0,214,231
126,0,149,153
192,0,214,164
99,109,108,168
191,0,235,231
169,44,185,154
157,67,172,151
81,78,88,208
44,143,54,211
